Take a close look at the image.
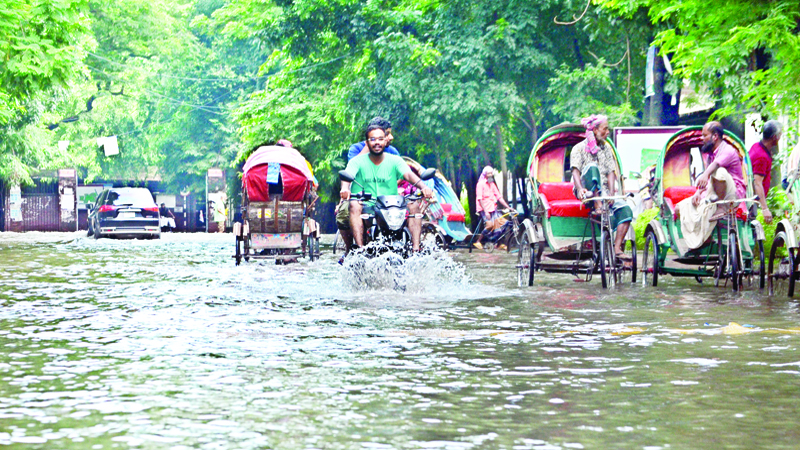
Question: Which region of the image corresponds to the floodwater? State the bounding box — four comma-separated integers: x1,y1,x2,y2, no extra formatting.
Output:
1,232,800,450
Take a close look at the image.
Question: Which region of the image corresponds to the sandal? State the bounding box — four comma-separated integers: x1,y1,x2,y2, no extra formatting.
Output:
615,253,632,262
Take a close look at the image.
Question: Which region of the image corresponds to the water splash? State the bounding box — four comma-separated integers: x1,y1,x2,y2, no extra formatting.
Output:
340,243,470,293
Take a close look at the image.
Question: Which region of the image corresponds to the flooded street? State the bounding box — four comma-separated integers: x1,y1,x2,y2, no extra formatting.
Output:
2,232,800,449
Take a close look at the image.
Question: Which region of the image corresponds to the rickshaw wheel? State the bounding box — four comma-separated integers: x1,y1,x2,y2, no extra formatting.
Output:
484,241,495,253
506,219,521,253
333,230,341,254
768,231,795,297
517,232,534,287
599,230,615,289
307,234,320,261
745,231,766,290
714,226,726,287
617,239,637,284
643,231,659,287
235,234,242,266
421,224,446,251
728,233,742,292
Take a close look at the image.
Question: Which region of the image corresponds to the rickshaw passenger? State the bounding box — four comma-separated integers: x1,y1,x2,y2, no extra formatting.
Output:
347,117,400,161
677,121,745,249
475,166,512,250
570,114,633,260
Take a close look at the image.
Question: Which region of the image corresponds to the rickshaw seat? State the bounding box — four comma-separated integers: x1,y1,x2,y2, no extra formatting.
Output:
663,185,749,221
440,203,465,222
663,186,697,206
538,182,589,218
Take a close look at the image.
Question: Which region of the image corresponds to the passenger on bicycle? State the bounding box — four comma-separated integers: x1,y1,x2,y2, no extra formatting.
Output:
570,114,633,260
677,121,745,249
340,123,433,252
475,166,513,250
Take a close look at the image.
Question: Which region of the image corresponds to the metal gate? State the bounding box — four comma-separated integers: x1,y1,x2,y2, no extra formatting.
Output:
3,179,60,232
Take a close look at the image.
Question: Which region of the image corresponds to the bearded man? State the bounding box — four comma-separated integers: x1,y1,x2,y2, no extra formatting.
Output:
340,123,433,251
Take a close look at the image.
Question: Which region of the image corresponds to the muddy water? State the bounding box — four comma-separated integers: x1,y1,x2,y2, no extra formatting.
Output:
1,232,800,449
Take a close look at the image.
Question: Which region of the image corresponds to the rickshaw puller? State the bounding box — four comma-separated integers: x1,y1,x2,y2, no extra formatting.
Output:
570,114,633,260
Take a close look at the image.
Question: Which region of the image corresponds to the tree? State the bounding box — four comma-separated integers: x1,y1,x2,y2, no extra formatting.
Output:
600,0,800,119
0,0,94,183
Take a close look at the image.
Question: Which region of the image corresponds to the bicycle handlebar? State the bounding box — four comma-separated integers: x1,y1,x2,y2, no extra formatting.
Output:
581,195,627,203
712,196,758,206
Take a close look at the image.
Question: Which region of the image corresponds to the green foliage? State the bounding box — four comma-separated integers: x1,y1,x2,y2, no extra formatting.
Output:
634,207,659,250
599,0,800,119
461,189,472,228
547,62,637,125
760,188,791,257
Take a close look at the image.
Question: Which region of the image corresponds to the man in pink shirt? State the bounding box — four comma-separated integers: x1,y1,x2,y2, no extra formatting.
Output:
749,120,782,224
475,166,511,249
678,121,745,249
691,121,746,206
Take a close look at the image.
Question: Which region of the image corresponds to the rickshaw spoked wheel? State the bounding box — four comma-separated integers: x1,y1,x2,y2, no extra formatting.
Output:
235,233,242,266
768,231,796,297
307,234,320,261
517,232,534,287
714,226,726,288
728,232,742,292
506,219,522,253
599,229,616,289
753,234,766,290
617,238,637,284
642,231,659,287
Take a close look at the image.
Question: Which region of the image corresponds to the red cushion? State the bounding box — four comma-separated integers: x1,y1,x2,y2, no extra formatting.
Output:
663,186,697,206
549,200,590,218
736,204,748,221
538,182,576,201
446,213,465,222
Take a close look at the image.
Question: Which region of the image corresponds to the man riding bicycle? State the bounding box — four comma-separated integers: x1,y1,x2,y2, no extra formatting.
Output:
340,123,434,252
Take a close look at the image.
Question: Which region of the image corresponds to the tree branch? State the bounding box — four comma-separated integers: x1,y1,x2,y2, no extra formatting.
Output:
554,0,591,26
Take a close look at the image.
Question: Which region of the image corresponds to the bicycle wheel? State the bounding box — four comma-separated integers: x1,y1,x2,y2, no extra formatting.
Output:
599,229,615,289
506,219,521,253
729,233,741,292
768,231,796,297
517,232,534,287
642,231,658,287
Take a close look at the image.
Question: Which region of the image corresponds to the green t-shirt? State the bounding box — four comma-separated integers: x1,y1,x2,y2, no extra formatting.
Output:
345,153,411,198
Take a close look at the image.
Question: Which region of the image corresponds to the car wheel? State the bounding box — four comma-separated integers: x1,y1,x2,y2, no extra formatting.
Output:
93,220,102,239
87,220,94,237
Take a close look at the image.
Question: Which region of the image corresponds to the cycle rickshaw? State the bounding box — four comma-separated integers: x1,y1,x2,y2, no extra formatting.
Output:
233,145,320,265
640,126,765,291
768,145,800,296
517,123,637,288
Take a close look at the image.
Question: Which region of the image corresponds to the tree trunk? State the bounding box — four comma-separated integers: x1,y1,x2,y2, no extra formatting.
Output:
465,164,479,231
496,124,507,201
648,47,665,126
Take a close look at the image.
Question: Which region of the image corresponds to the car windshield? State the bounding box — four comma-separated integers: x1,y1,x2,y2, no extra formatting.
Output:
106,190,155,206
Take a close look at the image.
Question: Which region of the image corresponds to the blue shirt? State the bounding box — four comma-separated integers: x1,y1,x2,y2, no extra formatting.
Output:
347,142,399,161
